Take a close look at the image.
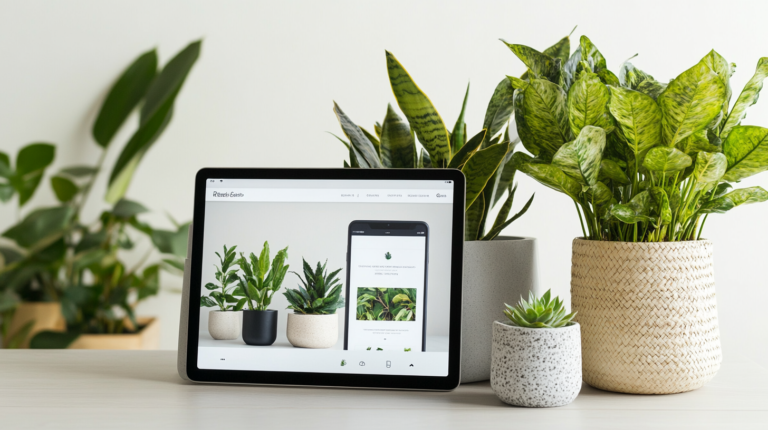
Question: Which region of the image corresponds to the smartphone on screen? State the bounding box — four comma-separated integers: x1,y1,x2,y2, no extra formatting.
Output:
344,221,429,352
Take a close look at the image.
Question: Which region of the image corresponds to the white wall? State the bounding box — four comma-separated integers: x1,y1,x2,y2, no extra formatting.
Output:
1,0,766,363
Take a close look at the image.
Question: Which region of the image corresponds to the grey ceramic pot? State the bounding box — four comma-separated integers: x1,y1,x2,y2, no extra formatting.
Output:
461,236,540,383
490,321,582,407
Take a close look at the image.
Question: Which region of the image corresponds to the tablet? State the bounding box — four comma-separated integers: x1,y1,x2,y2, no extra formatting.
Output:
178,168,465,390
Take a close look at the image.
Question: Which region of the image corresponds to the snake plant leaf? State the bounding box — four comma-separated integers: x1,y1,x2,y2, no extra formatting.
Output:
50,176,79,203
585,181,612,205
465,192,485,241
491,150,519,207
462,142,509,209
491,184,516,233
512,152,581,200
333,102,382,168
642,147,692,173
451,83,470,152
722,125,768,182
481,192,535,241
721,58,768,140
608,86,662,158
552,126,606,187
677,129,721,155
386,51,451,166
419,148,433,168
701,50,733,122
360,127,381,156
509,76,570,156
501,41,561,83
92,50,157,148
106,41,201,204
598,159,630,184
448,129,486,169
482,78,515,146
380,104,415,168
693,151,727,189
579,36,607,72
658,58,726,147
559,47,581,93
567,71,613,136
699,186,768,214
610,191,653,223
649,187,673,224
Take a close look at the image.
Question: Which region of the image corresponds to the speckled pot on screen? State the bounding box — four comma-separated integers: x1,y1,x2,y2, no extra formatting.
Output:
208,311,241,340
286,313,339,348
491,321,581,407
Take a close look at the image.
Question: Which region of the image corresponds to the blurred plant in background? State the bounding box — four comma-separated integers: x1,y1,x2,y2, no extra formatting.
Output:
0,40,202,348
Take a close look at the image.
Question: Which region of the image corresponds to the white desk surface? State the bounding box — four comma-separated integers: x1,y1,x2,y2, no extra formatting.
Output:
0,350,765,429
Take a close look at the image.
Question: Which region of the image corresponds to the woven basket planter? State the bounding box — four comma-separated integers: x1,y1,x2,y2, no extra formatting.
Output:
571,238,722,394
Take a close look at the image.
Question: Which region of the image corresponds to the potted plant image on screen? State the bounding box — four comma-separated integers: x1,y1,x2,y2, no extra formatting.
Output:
200,245,245,340
356,288,416,322
235,242,289,346
283,259,345,349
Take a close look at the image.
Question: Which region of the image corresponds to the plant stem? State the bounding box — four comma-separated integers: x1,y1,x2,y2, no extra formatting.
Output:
574,201,587,239
697,214,709,240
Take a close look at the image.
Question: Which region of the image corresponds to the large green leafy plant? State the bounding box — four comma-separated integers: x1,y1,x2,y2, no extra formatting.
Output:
0,41,201,347
283,258,345,315
506,33,768,241
235,242,290,311
331,52,535,241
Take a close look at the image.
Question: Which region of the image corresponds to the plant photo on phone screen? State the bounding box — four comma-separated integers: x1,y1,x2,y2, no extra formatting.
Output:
356,288,416,321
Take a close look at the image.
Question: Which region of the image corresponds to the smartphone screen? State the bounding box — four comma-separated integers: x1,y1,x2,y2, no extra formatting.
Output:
344,221,429,352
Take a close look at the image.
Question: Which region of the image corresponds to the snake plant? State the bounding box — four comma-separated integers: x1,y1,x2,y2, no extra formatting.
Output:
283,259,345,315
505,32,768,241
503,289,576,328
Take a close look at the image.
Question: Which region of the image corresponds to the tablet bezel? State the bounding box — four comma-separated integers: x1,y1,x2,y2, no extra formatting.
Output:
182,168,465,391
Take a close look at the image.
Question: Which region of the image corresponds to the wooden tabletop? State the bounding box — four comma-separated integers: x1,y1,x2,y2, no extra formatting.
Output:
0,350,766,429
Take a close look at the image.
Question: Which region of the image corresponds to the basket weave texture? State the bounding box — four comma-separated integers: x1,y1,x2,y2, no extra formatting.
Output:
571,238,721,394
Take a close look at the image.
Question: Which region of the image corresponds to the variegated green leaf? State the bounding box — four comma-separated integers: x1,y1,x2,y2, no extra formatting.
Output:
512,152,581,200
598,159,630,184
380,104,415,168
658,58,726,147
677,129,721,155
465,192,485,241
513,89,540,157
559,47,581,93
501,41,560,83
722,125,768,182
693,151,727,189
721,58,768,140
619,58,653,88
448,129,486,169
482,78,515,146
610,191,653,223
462,143,509,209
580,36,607,72
508,76,570,157
608,86,662,158
419,148,433,168
542,31,572,63
597,69,620,87
585,181,612,205
649,187,672,224
552,126,606,186
386,51,451,166
451,83,470,152
636,79,667,101
567,71,613,136
701,49,733,123
699,186,768,214
642,147,692,173
333,102,382,168
360,127,380,156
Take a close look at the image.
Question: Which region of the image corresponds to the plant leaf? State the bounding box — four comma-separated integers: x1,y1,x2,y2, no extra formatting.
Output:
50,176,79,203
501,41,561,83
509,76,569,157
333,102,382,168
693,151,727,188
722,125,768,182
462,142,509,209
512,152,581,201
699,186,768,214
29,331,80,349
92,49,157,147
15,143,56,206
386,51,451,166
482,78,515,145
579,36,607,72
642,147,692,173
380,104,415,168
585,181,612,206
112,199,149,218
598,159,630,184
701,49,733,124
658,57,726,147
447,129,486,169
481,192,534,241
567,71,613,136
721,58,768,140
611,191,653,223
451,83,470,151
542,33,571,63
608,86,662,158
2,206,74,248
465,192,485,241
649,187,672,224
552,125,606,186
59,166,98,177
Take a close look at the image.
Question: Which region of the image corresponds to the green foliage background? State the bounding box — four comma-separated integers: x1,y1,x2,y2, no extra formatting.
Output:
356,288,416,322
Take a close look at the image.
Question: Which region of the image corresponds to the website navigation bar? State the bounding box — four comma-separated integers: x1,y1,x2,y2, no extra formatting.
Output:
205,188,453,204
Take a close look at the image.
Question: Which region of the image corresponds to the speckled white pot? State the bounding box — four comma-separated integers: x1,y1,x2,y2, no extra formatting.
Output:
286,313,339,348
208,311,241,340
491,321,582,407
462,237,540,383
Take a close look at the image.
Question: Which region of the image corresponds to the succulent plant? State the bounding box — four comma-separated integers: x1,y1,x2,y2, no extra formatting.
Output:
283,259,345,315
200,244,243,311
234,241,289,311
503,290,576,328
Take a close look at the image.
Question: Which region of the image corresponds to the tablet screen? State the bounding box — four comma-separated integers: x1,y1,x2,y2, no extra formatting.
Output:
196,178,454,377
